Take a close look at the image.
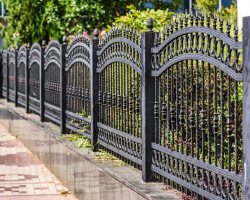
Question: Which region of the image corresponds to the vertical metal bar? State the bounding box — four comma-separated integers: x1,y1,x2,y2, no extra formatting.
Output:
25,44,30,113
241,16,250,199
141,18,155,182
14,47,18,107
0,50,2,99
6,50,9,102
91,29,100,151
60,37,67,134
220,70,224,169
213,66,218,167
40,41,46,122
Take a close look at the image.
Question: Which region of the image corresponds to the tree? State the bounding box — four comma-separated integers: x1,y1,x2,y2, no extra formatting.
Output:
0,0,183,48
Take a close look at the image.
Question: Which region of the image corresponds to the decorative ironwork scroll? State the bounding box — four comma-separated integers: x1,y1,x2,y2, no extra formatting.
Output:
97,25,142,167
65,33,91,138
44,40,61,124
151,9,243,199
29,43,41,114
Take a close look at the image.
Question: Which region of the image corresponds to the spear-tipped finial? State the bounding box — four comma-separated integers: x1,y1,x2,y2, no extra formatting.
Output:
180,12,183,29
213,8,217,20
195,8,198,17
63,36,67,44
234,20,238,41
163,25,165,40
27,43,30,50
195,9,199,26
226,15,231,36
147,17,154,32
158,30,161,45
42,40,46,48
212,8,217,29
206,8,210,27
190,8,194,26
16,46,19,51
219,12,223,32
185,9,188,27
175,15,178,31
170,17,174,33
8,48,10,51
166,21,170,36
94,28,100,39
200,8,204,26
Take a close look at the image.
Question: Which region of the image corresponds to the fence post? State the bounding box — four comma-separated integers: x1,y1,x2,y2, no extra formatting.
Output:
6,49,9,102
14,47,18,107
91,29,100,151
60,36,67,134
0,50,2,99
242,16,250,199
40,40,46,122
141,17,155,182
25,44,30,113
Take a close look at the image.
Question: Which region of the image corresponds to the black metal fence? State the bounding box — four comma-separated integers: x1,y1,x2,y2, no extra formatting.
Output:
1,10,250,200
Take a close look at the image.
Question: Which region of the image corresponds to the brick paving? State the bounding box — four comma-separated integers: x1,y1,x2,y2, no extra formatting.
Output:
0,124,78,200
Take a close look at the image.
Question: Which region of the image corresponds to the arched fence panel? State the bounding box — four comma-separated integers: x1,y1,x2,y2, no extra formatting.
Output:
28,43,41,114
17,45,26,107
96,26,143,167
65,35,91,138
2,50,7,98
44,40,61,124
150,12,243,199
8,48,15,102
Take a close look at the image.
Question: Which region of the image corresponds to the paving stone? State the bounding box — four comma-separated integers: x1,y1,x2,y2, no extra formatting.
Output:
0,124,77,199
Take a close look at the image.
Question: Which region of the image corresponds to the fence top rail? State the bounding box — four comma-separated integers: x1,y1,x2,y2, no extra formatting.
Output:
18,45,26,54
17,45,26,68
3,49,7,62
29,43,41,68
98,24,140,49
45,39,60,54
151,9,243,80
9,47,15,53
96,37,141,56
67,33,90,52
65,42,90,57
151,26,242,54
29,42,41,55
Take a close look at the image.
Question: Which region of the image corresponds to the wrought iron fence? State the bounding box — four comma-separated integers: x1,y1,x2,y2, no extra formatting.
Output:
1,9,250,200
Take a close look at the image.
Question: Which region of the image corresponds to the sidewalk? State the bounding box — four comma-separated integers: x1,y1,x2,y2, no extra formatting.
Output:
0,124,78,200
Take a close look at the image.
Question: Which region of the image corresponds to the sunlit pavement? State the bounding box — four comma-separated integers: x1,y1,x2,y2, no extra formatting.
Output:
0,124,78,200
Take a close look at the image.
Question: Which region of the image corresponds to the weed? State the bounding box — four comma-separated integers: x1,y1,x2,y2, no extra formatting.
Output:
93,149,128,166
61,190,71,196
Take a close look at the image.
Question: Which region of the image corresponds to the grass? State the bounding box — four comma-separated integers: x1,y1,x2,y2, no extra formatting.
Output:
93,149,128,166
62,133,127,166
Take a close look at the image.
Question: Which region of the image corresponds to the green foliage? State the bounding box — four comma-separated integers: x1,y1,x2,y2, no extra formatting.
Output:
0,0,183,49
75,136,91,148
63,133,91,148
0,0,46,49
195,0,238,29
147,0,183,12
113,5,174,32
